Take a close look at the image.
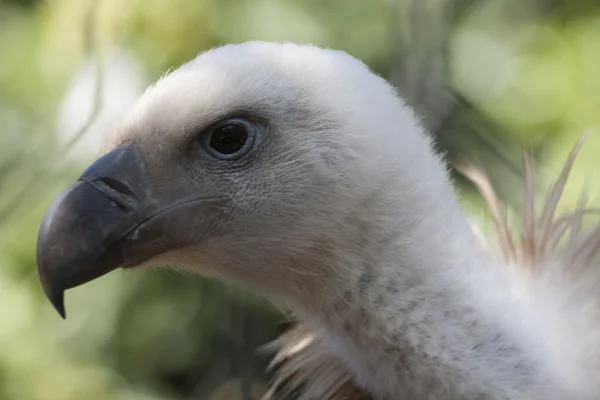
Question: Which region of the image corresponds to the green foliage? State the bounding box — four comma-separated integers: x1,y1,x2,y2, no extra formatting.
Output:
0,0,598,399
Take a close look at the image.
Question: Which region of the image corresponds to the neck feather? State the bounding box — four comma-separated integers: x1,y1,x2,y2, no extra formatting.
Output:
284,166,560,399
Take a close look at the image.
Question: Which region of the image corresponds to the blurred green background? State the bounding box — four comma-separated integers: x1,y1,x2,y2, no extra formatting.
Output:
0,0,598,399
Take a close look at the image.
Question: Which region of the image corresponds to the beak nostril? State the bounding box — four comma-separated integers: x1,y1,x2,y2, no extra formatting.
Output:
95,177,138,199
81,177,139,212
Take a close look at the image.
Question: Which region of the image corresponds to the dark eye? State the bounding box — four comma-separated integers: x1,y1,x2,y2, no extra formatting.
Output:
201,118,257,160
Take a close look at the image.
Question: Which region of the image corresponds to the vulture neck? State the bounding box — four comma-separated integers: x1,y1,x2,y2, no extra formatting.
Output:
285,160,553,399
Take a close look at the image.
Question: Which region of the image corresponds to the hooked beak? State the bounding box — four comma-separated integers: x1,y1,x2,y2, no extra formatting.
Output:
36,143,223,318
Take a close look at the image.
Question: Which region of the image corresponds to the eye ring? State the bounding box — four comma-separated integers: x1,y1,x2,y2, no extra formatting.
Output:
200,118,257,160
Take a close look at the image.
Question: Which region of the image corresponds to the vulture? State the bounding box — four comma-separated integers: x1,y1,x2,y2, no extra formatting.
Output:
36,41,600,400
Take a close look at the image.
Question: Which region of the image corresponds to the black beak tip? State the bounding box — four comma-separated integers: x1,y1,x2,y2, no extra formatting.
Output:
37,194,70,320
45,286,66,319
37,259,67,319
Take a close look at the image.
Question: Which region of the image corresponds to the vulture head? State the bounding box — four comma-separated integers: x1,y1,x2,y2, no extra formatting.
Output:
36,41,600,399
38,41,450,317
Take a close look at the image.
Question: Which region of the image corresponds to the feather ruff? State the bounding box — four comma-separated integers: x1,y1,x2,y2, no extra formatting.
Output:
263,133,600,400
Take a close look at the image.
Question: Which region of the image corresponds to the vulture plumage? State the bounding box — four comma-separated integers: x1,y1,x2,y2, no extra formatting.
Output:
36,41,600,400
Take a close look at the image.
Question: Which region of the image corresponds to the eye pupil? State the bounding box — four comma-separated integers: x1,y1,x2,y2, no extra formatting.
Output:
210,124,248,155
200,118,257,160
